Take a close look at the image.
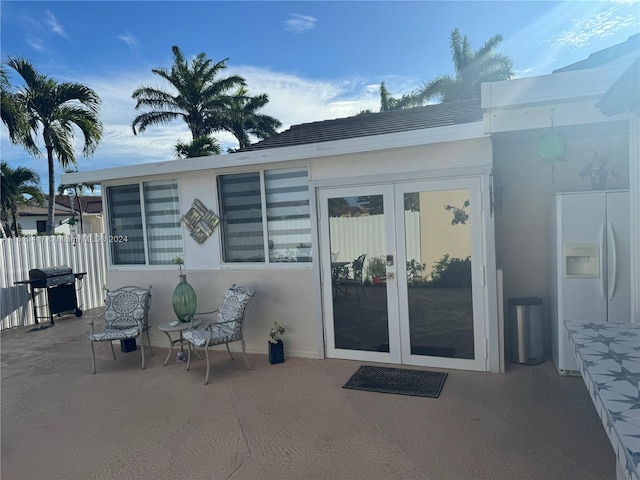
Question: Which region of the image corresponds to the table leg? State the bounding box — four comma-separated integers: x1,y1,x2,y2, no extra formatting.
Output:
162,331,173,366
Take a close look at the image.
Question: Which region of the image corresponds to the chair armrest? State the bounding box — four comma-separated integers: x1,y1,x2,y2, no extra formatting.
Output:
185,309,220,330
204,318,237,332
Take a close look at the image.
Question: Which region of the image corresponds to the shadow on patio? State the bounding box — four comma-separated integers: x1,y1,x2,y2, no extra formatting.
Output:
1,311,613,480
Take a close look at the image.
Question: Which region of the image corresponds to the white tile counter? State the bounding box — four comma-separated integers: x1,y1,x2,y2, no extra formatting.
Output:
565,321,640,480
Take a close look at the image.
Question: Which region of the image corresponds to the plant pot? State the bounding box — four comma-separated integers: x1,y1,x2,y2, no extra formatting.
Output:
268,340,285,364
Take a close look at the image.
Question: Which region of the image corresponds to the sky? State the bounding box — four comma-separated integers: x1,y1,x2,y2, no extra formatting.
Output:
1,0,639,191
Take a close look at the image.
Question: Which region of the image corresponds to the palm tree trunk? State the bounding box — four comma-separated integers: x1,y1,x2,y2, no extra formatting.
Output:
46,146,55,235
11,210,19,236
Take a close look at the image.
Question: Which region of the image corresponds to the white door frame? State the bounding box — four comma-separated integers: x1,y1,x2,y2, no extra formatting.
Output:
394,178,487,371
318,177,489,371
319,184,397,364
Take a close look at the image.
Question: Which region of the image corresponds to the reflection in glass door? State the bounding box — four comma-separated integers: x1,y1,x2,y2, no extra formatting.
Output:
320,179,486,370
401,188,475,360
328,194,390,353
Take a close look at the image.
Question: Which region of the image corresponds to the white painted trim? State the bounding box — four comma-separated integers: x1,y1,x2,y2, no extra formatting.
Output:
62,122,486,185
482,62,634,110
630,111,640,323
311,164,491,189
309,184,325,359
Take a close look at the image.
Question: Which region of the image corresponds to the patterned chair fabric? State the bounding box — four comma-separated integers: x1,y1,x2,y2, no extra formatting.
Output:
183,285,255,384
89,286,153,374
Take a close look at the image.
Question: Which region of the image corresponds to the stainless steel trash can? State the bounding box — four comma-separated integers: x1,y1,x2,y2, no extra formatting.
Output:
508,297,544,365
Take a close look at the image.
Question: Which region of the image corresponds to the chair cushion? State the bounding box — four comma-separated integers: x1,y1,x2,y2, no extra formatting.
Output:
90,327,140,342
184,323,238,347
104,289,149,329
217,287,252,334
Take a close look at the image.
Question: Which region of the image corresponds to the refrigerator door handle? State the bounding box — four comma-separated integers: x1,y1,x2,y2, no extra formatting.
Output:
599,222,606,300
607,222,618,301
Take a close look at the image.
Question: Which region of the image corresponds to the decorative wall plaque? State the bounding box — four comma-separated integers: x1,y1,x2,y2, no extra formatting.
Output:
180,199,219,244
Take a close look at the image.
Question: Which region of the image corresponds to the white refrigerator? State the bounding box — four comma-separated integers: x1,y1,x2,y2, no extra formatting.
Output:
550,190,630,375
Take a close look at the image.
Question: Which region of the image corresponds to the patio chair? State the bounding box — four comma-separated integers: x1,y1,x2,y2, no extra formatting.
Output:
88,286,153,374
183,285,255,384
349,254,367,302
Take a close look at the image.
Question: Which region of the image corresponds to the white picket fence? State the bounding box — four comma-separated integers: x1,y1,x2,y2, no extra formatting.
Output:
1,234,107,330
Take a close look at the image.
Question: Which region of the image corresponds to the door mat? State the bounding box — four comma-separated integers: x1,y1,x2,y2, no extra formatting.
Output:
343,365,447,398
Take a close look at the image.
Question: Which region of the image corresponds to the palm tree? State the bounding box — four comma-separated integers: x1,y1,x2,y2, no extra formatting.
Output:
57,169,96,234
1,161,45,236
223,87,282,150
174,135,221,159
379,82,414,111
411,28,513,105
4,57,103,235
1,67,38,155
131,45,246,143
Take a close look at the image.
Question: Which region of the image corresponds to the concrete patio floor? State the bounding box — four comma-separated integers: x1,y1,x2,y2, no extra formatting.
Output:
1,312,615,480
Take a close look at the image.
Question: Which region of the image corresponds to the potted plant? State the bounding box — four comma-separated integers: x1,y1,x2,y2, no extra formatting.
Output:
406,259,426,286
268,320,285,364
365,256,386,285
579,150,618,190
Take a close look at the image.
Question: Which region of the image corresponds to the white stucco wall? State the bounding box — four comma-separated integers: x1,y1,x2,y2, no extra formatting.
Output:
101,132,497,368
107,267,318,359
494,126,629,347
311,136,492,181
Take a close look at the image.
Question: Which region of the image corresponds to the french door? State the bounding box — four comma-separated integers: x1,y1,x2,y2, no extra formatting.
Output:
319,178,487,371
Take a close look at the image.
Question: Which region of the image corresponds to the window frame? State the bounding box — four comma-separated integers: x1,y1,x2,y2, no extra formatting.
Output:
218,166,312,265
104,176,184,269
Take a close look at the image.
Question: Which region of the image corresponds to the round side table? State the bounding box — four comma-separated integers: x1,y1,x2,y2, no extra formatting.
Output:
158,318,202,366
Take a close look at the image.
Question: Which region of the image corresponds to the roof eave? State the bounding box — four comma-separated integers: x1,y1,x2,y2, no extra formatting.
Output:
62,121,486,185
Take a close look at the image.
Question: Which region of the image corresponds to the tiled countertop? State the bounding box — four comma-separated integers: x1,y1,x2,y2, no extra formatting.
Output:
565,321,640,480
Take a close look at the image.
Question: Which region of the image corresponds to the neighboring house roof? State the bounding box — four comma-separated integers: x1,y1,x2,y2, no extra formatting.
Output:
54,195,103,214
17,205,69,217
18,195,103,217
553,33,639,73
240,98,482,152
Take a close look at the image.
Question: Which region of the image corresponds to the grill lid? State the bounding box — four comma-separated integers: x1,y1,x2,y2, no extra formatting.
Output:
29,265,73,279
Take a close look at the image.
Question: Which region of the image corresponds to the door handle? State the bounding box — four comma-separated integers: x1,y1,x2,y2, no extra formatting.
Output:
607,222,617,301
599,223,605,300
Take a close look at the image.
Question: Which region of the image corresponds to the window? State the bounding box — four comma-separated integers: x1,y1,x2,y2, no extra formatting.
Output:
219,167,311,263
107,180,183,265
36,220,46,233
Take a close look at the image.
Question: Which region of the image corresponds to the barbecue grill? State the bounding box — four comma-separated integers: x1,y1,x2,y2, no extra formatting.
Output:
15,265,86,326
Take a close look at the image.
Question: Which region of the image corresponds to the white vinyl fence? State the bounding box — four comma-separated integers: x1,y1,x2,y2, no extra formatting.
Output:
329,212,421,267
1,234,107,330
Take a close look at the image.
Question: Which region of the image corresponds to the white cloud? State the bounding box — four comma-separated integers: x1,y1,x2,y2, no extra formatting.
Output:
117,32,138,49
46,11,67,39
27,37,45,52
1,63,415,184
551,4,639,47
284,13,316,35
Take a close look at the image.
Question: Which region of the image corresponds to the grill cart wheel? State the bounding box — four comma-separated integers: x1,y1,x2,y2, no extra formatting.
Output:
75,309,83,317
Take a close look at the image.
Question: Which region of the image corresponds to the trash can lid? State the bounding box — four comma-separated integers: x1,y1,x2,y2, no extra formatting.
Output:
508,297,542,306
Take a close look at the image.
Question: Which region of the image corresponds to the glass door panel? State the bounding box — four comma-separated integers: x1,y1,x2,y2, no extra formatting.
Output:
402,189,474,359
328,194,390,353
320,179,486,370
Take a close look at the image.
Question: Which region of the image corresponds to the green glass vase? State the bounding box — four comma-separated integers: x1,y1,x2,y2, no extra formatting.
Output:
172,274,197,322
